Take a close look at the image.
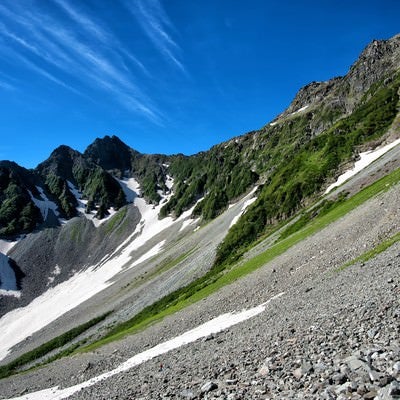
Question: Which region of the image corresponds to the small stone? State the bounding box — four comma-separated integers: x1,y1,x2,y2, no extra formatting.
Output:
201,381,218,393
363,390,378,399
293,368,303,380
334,381,352,395
332,373,347,384
258,364,269,376
367,328,378,339
369,369,382,382
180,389,195,399
392,361,400,377
389,380,400,396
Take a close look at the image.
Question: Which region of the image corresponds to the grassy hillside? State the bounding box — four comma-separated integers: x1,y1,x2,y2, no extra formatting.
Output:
215,74,400,266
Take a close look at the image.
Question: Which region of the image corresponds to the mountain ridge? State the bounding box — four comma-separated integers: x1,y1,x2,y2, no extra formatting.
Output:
0,34,399,399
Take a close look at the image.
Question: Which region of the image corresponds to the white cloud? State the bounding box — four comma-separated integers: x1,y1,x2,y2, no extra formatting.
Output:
124,0,187,74
0,1,162,122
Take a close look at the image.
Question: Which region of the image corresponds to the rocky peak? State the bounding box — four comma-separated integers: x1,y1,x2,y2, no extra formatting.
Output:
36,145,86,182
282,34,400,118
345,34,400,100
284,77,342,115
0,161,41,195
84,135,135,176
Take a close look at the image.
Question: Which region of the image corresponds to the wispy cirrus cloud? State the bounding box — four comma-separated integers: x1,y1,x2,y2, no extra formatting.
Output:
0,80,15,91
124,0,187,74
0,0,163,123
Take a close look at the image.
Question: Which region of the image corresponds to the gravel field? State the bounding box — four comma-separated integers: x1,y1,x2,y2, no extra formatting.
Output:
1,178,399,399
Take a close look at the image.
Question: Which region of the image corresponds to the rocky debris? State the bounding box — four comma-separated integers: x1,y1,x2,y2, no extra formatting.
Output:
1,180,400,399
34,243,399,400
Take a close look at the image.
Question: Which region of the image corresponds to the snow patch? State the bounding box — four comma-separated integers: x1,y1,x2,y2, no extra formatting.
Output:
269,121,278,126
0,239,19,255
179,218,200,233
0,178,183,361
165,175,174,191
178,199,203,233
229,188,258,228
128,240,165,269
5,293,284,400
0,254,20,298
117,178,138,203
290,105,309,116
47,265,61,285
67,181,117,227
29,187,59,220
325,138,400,194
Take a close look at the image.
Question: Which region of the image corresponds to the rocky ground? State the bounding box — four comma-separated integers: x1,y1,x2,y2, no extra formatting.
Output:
1,183,400,399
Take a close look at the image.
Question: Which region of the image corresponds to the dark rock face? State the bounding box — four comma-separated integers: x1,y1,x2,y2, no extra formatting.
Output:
84,135,135,175
347,35,400,97
35,145,86,182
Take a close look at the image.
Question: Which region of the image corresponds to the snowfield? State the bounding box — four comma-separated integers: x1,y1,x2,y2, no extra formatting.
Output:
229,187,258,228
0,239,19,255
67,181,117,227
325,138,400,194
0,177,195,361
29,186,59,221
4,293,284,400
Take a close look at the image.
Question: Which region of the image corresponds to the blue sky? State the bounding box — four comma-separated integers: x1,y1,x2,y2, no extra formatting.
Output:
0,0,399,168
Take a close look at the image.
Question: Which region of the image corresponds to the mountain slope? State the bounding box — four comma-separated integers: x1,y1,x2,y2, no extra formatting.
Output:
0,34,399,399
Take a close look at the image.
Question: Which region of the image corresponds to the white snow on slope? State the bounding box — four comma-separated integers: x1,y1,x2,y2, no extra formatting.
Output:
0,253,20,298
229,187,258,228
178,198,204,233
179,217,200,233
47,265,61,286
0,239,19,255
269,105,309,127
325,138,400,194
118,177,138,203
0,178,181,361
67,181,117,227
129,240,166,269
5,293,284,400
290,105,309,115
165,175,174,190
29,187,59,220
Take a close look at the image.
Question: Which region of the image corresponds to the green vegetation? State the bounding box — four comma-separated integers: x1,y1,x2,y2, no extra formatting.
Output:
37,146,127,220
77,168,126,212
160,142,259,219
0,167,42,238
279,193,348,240
103,207,128,234
45,174,77,218
215,75,400,266
0,312,111,379
130,154,169,205
336,231,400,273
82,166,400,352
117,248,196,301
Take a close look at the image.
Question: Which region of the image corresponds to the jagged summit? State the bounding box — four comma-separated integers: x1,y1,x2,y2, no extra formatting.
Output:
36,145,87,183
280,33,400,120
84,135,135,175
